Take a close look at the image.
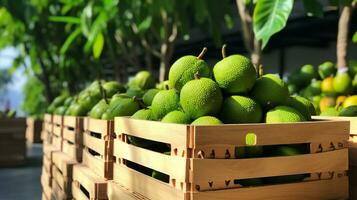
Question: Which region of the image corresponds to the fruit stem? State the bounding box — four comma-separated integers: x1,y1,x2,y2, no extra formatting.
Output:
164,84,169,90
258,65,264,78
197,47,208,59
221,44,227,58
194,72,201,80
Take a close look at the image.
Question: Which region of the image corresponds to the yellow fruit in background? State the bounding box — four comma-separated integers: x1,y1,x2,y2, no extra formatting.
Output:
319,96,336,112
321,77,335,96
343,95,357,108
336,96,347,108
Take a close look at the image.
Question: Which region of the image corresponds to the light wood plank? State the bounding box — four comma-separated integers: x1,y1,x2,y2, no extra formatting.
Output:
191,177,348,200
83,132,105,155
113,163,186,200
115,117,190,149
107,181,146,200
191,149,348,189
114,140,188,182
193,121,349,146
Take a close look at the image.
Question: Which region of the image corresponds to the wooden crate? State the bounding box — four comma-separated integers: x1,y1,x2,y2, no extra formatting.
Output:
26,117,43,143
52,151,77,193
107,180,148,200
62,139,82,162
42,193,49,200
113,117,349,200
41,166,52,189
0,118,27,166
82,117,114,179
63,116,83,144
41,120,53,143
44,113,53,124
72,164,108,200
53,115,63,137
51,178,70,200
43,141,61,165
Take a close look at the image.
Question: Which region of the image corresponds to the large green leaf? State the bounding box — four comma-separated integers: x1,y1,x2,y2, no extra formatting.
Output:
302,0,323,18
253,0,293,49
60,27,81,54
93,32,104,59
137,16,152,33
353,31,357,43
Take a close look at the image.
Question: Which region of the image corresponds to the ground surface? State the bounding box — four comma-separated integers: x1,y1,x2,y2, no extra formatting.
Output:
0,144,42,200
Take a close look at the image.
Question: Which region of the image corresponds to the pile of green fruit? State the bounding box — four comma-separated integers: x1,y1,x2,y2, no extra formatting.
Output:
0,109,16,119
287,61,357,116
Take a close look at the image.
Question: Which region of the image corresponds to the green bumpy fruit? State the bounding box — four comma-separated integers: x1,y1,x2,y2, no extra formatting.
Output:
213,55,256,94
285,96,315,120
180,78,223,119
288,84,298,95
131,109,153,120
63,97,74,107
65,103,87,116
111,93,130,103
265,106,306,123
77,92,101,111
156,80,169,90
220,95,262,124
191,116,223,125
168,55,211,91
161,111,191,124
142,89,160,106
103,81,125,97
339,106,357,117
54,106,67,115
47,94,69,113
318,61,336,79
299,64,317,86
151,89,180,120
353,74,357,92
333,72,352,94
102,97,140,120
251,74,289,109
126,87,145,98
129,71,156,90
88,99,110,119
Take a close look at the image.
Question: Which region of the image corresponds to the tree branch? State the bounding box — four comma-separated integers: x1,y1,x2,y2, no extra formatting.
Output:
336,5,352,69
130,23,161,58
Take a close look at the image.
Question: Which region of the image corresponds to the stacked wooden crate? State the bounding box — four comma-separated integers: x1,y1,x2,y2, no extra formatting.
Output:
111,117,349,200
51,116,84,200
71,118,114,200
41,114,53,144
26,117,43,144
0,117,27,167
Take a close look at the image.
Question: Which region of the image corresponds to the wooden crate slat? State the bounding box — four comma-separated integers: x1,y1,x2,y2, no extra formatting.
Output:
44,114,53,123
82,148,113,179
72,182,89,200
52,151,77,177
191,149,347,187
41,178,52,200
313,116,357,135
41,166,52,187
63,128,76,144
62,139,82,162
114,140,187,181
52,165,71,193
193,121,349,147
350,143,357,166
43,156,52,174
190,176,348,200
63,116,83,144
72,164,107,199
53,115,63,126
63,116,78,128
115,118,190,149
83,132,105,155
52,135,62,151
113,163,186,200
52,179,70,200
108,180,148,200
43,141,61,161
84,118,111,137
53,125,62,137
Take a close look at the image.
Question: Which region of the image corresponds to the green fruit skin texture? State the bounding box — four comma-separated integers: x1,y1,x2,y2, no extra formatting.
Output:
126,87,145,98
266,106,306,123
103,81,125,97
161,110,191,124
180,78,223,119
48,94,68,113
318,61,336,79
66,103,87,116
89,99,109,119
102,98,140,120
299,64,317,85
353,74,357,92
251,74,289,109
54,106,67,115
191,116,223,125
285,96,314,120
142,89,160,106
131,109,153,120
339,106,357,117
130,71,156,90
151,89,180,120
220,96,262,123
213,55,256,94
168,55,211,91
333,72,352,94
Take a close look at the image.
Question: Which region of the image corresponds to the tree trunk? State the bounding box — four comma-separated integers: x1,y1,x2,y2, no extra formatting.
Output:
236,0,262,68
336,5,352,69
